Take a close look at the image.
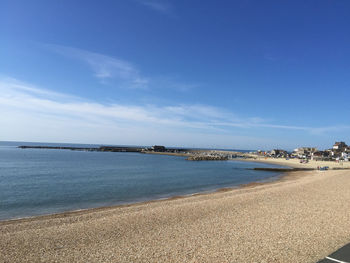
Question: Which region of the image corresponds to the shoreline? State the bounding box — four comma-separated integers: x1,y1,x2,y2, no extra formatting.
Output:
2,156,347,224
0,168,299,225
0,163,288,225
2,169,350,262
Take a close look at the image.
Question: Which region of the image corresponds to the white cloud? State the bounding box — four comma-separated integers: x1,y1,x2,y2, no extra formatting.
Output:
0,77,225,134
1,77,349,148
46,44,149,89
44,44,201,94
138,0,173,14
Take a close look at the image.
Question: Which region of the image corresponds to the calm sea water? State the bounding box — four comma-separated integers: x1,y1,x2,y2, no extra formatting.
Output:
0,142,285,220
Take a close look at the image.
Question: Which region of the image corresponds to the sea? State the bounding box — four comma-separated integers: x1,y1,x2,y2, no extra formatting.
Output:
0,141,286,220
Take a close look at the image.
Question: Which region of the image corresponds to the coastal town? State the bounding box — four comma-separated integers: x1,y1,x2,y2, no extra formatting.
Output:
141,141,350,163
257,141,350,162
19,141,350,164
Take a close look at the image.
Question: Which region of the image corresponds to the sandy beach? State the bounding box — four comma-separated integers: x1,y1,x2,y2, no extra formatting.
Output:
242,156,350,169
1,168,350,263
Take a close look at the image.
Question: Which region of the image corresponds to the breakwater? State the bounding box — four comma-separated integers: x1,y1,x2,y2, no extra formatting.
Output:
17,145,247,162
18,145,144,152
18,146,247,162
253,167,315,172
18,145,99,151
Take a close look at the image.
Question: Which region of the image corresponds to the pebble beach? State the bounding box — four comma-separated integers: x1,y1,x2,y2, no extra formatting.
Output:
244,156,350,169
1,169,350,263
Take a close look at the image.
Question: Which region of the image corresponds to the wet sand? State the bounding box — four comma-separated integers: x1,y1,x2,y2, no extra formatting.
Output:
1,169,350,262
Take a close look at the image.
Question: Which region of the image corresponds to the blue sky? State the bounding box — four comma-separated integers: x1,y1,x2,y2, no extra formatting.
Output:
1,0,349,150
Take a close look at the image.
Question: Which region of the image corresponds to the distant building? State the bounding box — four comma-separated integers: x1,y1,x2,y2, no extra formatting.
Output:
270,149,288,157
341,152,349,159
333,142,347,151
293,147,317,158
311,151,331,161
151,145,166,152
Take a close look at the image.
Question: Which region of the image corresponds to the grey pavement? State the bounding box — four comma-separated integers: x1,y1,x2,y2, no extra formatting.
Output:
318,243,350,263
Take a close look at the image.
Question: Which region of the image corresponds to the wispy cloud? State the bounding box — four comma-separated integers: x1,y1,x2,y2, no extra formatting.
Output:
0,77,222,131
138,0,173,14
1,77,349,148
43,44,202,94
151,75,200,92
264,53,279,61
46,44,149,89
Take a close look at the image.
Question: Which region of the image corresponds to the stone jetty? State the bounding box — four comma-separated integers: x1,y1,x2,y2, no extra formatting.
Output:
18,145,144,152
